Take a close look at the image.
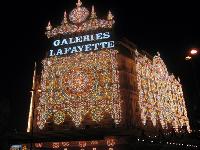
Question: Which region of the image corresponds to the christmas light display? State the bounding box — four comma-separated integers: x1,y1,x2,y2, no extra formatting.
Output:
62,142,70,147
35,143,43,148
106,138,116,147
22,145,27,150
24,0,196,150
35,0,121,129
69,0,89,24
26,136,199,149
79,141,87,148
45,0,114,38
52,142,60,149
91,141,98,145
37,49,121,129
135,51,191,132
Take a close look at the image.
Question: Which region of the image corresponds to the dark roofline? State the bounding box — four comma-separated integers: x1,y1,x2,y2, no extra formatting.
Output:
118,37,153,60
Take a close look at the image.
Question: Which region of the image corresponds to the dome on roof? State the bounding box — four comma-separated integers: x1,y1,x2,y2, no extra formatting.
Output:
69,0,89,24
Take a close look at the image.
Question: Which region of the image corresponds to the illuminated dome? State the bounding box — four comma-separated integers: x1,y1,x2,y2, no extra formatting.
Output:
69,0,89,24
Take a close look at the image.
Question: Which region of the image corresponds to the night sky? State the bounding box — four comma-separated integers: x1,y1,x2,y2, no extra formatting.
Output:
0,0,200,133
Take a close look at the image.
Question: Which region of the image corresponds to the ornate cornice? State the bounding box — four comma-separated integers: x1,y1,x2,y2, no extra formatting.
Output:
45,0,115,38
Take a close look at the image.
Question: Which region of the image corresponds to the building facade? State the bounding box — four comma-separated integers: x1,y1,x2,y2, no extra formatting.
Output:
25,0,191,149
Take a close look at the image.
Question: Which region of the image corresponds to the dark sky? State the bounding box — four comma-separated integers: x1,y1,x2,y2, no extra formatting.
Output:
0,0,200,132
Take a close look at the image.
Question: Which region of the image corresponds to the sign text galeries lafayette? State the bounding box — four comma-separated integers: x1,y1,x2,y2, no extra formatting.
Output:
49,31,114,57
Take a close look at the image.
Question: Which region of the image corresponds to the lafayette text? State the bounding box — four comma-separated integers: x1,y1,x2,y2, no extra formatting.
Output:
49,32,114,56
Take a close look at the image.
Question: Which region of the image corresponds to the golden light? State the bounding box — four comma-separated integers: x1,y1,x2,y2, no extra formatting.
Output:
106,138,116,147
36,50,121,129
27,62,36,132
62,142,70,147
36,0,120,130
136,53,191,132
35,143,43,148
190,49,198,55
22,145,27,150
30,0,192,139
52,142,60,149
79,141,87,148
45,0,114,38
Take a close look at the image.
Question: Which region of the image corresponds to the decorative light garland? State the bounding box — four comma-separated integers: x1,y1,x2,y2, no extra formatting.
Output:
45,0,114,38
62,142,70,147
137,138,198,148
36,49,121,129
22,145,27,150
69,0,89,24
79,141,87,148
135,52,191,132
35,143,43,148
27,138,198,149
52,142,60,149
106,138,116,147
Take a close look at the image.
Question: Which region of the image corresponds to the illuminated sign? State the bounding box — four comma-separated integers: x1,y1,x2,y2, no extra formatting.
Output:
48,31,114,57
10,145,22,150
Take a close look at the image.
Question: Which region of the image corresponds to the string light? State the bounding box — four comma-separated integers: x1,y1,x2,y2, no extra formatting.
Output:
62,142,70,147
52,142,60,149
37,49,121,129
137,137,198,148
135,52,191,132
106,138,116,147
69,0,89,24
24,0,199,149
35,143,43,148
79,141,87,148
22,145,27,150
45,0,114,38
91,141,98,145
37,2,119,128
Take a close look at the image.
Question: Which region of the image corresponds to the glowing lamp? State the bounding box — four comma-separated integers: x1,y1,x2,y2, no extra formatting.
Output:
190,49,198,55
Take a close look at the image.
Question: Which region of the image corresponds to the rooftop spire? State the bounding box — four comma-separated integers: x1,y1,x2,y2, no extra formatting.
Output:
135,49,139,57
157,52,160,56
107,10,114,20
46,21,52,31
62,11,68,25
90,5,97,19
76,0,82,7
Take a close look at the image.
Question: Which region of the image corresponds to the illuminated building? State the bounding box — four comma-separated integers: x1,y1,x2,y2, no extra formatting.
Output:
25,0,191,149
